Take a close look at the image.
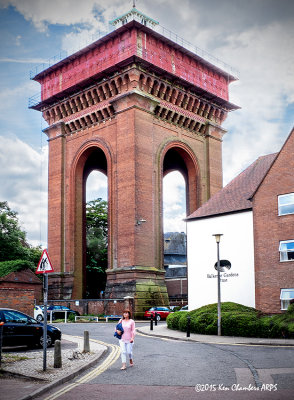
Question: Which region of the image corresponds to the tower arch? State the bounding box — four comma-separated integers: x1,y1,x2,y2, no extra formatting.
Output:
160,140,201,217
70,141,113,298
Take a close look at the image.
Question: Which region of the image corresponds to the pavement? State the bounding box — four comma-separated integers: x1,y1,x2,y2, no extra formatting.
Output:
137,324,294,346
1,323,294,400
0,334,107,400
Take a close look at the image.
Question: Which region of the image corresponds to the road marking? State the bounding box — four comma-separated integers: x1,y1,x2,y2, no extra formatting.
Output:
235,368,256,386
44,339,120,400
258,367,294,385
136,330,186,342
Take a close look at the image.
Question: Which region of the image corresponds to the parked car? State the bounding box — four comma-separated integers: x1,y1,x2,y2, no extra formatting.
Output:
0,308,61,348
34,305,80,321
144,307,172,321
47,305,80,320
34,305,44,322
179,305,189,311
169,306,180,311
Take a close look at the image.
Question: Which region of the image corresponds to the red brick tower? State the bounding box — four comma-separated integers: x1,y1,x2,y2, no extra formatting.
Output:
30,7,238,316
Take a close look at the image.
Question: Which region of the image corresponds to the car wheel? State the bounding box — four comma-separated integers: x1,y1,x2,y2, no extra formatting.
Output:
39,333,53,348
36,314,43,322
156,314,161,321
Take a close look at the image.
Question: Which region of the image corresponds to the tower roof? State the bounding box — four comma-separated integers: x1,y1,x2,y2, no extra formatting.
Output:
29,7,239,112
186,153,278,220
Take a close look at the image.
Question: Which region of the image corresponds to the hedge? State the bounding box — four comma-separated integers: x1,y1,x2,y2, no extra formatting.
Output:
0,259,36,278
166,302,294,338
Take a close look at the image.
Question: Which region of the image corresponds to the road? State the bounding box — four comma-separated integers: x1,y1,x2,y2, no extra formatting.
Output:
39,322,294,400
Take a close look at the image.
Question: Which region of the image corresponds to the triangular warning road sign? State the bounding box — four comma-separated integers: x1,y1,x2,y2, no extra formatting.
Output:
36,249,54,274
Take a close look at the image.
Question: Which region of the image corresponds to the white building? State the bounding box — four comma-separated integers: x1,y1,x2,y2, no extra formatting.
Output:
186,153,276,310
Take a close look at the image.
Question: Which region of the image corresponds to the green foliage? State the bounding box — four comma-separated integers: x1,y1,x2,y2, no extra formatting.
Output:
167,311,182,330
178,313,188,331
0,201,27,261
167,302,294,338
67,313,76,322
0,202,42,270
0,259,35,278
85,198,108,298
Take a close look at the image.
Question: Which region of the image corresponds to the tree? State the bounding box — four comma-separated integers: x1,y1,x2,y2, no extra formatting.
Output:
85,198,108,298
0,201,42,266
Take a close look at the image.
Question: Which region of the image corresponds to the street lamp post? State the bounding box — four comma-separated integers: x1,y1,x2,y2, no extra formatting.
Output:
213,234,223,336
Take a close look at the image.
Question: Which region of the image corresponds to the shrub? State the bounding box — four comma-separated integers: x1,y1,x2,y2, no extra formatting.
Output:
166,302,294,338
0,259,36,278
221,312,260,337
67,313,76,322
178,313,188,331
167,311,182,330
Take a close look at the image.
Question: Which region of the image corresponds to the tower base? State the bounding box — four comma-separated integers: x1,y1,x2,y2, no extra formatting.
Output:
105,267,169,318
47,273,74,300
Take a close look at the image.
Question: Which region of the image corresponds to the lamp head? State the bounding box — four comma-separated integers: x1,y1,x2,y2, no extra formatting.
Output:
212,233,223,243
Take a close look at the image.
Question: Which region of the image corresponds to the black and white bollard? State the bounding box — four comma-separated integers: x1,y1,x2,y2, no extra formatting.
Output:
150,315,154,331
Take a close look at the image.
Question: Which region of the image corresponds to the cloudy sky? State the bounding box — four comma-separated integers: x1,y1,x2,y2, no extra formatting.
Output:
0,0,293,247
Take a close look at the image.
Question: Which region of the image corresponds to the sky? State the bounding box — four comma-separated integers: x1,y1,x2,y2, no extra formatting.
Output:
0,0,293,247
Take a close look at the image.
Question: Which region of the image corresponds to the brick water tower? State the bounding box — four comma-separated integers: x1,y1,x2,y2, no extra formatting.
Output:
30,6,238,316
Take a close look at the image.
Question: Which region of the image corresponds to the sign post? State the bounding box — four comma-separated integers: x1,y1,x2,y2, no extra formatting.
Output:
36,249,54,371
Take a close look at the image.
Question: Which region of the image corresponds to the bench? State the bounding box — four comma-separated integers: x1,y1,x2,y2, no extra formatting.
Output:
74,315,121,322
75,316,99,322
105,315,121,322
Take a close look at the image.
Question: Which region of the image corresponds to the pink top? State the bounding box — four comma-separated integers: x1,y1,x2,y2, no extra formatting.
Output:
121,319,136,343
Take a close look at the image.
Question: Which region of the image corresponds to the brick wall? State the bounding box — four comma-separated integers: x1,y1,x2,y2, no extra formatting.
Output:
0,288,35,316
0,269,43,305
46,297,134,318
165,278,188,298
253,129,294,313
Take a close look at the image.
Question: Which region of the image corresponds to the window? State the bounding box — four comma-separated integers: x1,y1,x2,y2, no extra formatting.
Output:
280,289,294,310
279,240,294,261
3,310,28,323
278,193,294,216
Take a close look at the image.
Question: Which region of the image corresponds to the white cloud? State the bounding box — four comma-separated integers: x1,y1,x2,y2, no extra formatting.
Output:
86,170,108,202
0,0,126,32
0,80,38,113
222,19,294,184
0,57,47,63
0,0,98,31
0,135,48,247
163,171,186,233
15,35,22,46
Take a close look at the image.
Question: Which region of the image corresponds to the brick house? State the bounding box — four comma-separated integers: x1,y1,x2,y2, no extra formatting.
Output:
0,267,42,316
253,128,294,313
186,127,294,313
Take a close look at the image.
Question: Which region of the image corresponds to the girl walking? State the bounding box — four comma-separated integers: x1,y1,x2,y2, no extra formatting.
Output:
116,309,135,370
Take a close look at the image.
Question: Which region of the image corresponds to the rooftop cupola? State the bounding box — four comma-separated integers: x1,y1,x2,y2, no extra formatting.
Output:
109,2,159,29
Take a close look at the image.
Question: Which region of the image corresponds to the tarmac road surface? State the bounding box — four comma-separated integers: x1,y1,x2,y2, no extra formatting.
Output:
37,322,294,400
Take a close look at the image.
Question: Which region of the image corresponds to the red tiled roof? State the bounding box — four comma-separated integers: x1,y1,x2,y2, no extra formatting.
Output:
187,153,277,220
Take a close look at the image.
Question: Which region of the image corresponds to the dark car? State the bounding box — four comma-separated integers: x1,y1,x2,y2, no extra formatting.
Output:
144,307,172,321
0,308,61,348
47,305,79,320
